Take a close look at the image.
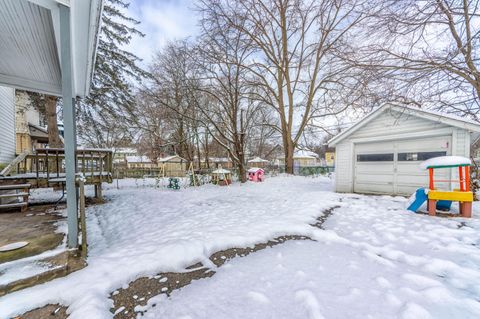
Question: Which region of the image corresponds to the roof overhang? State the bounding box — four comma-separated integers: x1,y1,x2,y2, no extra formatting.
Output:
328,103,480,147
0,0,103,97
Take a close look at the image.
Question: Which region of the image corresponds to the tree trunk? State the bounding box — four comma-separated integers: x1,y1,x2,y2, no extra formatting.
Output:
237,147,247,183
238,162,246,183
285,140,294,174
45,96,63,176
204,131,210,169
46,96,63,148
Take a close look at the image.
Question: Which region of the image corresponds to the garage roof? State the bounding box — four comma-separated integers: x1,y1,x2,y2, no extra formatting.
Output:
329,103,480,147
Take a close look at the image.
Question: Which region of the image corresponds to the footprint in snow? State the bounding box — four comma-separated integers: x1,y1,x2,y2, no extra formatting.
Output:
247,291,270,304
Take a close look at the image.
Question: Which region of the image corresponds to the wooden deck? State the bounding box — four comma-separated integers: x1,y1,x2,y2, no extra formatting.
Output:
0,148,113,188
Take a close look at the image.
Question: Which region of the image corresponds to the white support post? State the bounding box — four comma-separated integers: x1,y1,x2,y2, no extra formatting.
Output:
59,3,78,248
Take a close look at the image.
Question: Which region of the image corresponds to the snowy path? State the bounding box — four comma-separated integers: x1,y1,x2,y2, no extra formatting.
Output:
0,176,339,318
138,194,480,319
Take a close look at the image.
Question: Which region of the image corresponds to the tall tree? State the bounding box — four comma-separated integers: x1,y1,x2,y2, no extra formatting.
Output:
146,41,201,163
361,0,480,118
201,0,377,173
27,93,63,148
77,0,150,148
195,2,258,182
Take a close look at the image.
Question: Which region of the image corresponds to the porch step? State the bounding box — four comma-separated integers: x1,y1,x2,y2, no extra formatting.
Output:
0,183,31,212
0,202,28,209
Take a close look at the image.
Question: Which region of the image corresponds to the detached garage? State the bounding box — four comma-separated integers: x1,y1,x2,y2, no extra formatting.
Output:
329,103,480,196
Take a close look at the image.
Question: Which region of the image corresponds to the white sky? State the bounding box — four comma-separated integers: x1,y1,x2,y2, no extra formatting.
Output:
125,0,199,66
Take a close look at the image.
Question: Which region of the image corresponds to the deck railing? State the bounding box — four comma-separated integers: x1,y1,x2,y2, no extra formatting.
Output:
2,148,113,186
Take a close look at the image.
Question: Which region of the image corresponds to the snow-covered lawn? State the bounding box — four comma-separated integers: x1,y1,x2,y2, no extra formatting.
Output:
0,176,338,318
141,194,480,319
1,176,480,319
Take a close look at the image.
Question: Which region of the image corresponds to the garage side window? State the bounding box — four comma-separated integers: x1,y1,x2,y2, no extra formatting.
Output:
357,153,394,161
398,151,447,161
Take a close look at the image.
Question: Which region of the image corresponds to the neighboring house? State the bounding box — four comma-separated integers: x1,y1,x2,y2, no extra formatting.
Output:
15,90,49,154
113,147,137,164
159,155,187,174
248,157,270,168
324,148,335,167
0,86,16,166
277,150,319,167
125,156,155,169
197,157,234,169
329,103,480,196
125,155,187,175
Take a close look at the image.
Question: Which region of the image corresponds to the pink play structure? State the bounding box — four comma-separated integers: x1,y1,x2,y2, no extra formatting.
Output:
248,167,265,182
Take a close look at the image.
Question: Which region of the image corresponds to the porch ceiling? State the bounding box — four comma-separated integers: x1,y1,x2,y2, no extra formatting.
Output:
0,0,62,95
0,0,103,98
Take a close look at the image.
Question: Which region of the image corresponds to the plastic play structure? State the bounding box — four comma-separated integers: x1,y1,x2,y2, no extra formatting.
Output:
212,167,232,186
167,177,181,190
248,167,265,182
407,156,473,217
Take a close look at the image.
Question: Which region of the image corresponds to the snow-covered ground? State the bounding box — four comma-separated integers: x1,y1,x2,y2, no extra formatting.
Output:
1,176,480,319
0,176,339,318
140,194,480,319
0,221,67,286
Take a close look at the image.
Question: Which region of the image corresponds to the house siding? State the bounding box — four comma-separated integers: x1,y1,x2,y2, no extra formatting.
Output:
335,141,353,193
351,109,451,139
0,86,16,165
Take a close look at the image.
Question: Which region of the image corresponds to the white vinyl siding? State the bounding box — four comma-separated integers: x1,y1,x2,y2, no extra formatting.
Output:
352,109,451,139
0,86,15,165
334,142,353,193
334,108,473,195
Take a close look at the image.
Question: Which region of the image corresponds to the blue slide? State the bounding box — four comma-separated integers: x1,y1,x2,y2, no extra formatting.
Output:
406,188,452,212
407,188,428,212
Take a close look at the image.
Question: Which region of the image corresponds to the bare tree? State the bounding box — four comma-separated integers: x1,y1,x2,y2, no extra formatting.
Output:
360,0,480,118
193,4,261,182
200,0,377,173
140,41,203,164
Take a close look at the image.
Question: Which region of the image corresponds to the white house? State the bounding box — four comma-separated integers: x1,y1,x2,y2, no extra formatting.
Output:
0,86,15,166
329,103,480,196
276,150,319,167
0,0,103,248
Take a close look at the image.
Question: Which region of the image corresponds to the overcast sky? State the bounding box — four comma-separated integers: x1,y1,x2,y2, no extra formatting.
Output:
125,0,199,67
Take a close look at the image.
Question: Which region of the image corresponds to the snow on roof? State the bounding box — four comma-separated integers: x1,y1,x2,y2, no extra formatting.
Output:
248,167,264,173
193,157,232,163
293,150,318,159
113,147,137,154
158,155,185,162
277,150,318,160
420,156,471,170
210,157,231,162
329,102,480,146
212,168,231,174
248,157,269,163
125,156,151,163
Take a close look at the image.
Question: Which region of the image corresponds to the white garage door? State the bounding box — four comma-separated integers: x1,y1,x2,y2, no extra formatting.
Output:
354,136,451,195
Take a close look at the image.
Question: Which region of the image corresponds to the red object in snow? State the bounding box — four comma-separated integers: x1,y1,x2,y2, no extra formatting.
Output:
248,168,265,182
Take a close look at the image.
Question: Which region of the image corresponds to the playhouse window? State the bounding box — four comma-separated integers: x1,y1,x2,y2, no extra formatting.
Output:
398,151,447,161
357,153,394,162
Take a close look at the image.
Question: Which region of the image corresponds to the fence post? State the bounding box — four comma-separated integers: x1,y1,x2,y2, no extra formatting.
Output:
78,178,87,258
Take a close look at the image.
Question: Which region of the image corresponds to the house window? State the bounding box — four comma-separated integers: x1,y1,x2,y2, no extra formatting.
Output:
398,151,447,161
357,153,394,162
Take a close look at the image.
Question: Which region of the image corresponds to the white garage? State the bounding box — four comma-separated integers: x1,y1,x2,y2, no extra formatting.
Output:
329,103,480,196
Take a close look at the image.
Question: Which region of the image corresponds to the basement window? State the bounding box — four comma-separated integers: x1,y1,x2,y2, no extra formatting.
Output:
357,153,394,162
398,151,447,161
